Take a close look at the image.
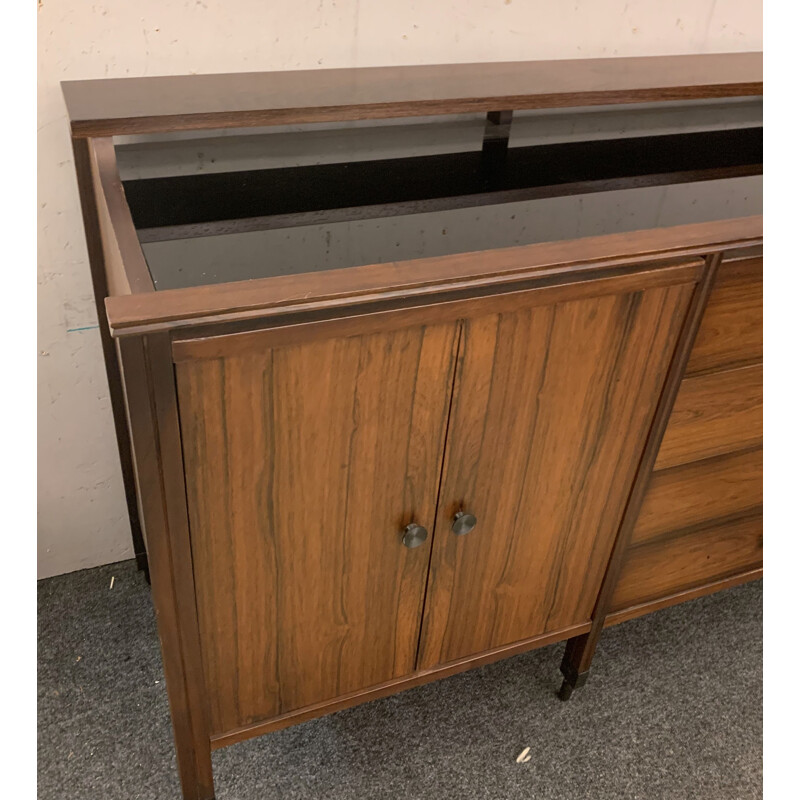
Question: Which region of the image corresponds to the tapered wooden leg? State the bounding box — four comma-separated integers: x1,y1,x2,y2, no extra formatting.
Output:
558,633,593,700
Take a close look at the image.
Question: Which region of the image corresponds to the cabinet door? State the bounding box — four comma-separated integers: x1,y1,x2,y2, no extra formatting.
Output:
418,280,695,669
176,319,459,734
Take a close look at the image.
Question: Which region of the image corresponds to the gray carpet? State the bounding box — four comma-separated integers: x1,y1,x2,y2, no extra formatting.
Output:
38,561,762,799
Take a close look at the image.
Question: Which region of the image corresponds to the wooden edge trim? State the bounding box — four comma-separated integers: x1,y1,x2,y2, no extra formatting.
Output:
69,84,763,139
105,216,762,336
604,567,763,627
69,136,148,565
125,255,712,341
715,255,763,283
172,259,704,362
114,338,150,560
147,333,214,756
116,335,214,797
90,137,154,294
209,621,591,750
720,247,763,264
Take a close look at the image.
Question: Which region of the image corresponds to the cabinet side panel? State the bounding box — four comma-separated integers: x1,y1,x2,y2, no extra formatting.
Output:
176,321,458,734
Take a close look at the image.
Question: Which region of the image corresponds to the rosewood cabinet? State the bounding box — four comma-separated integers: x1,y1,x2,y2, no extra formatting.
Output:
63,54,763,799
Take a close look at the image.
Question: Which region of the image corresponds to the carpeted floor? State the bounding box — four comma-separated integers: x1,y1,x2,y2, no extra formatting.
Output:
38,560,762,799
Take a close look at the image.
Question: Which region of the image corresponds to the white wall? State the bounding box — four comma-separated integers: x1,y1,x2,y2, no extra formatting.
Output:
37,1,762,578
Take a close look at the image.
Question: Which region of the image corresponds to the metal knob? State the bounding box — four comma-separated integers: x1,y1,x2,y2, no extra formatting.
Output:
402,523,428,549
452,511,478,536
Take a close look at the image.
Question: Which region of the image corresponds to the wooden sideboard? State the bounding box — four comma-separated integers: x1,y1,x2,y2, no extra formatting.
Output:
63,54,763,800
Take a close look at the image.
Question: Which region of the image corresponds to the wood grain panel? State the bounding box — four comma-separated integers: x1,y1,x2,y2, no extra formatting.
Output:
632,447,762,545
177,321,459,734
686,256,762,376
611,513,763,612
418,280,695,669
655,363,762,470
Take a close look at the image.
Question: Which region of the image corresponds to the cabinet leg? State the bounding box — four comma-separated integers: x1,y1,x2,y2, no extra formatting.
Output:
136,550,150,576
558,671,589,701
141,558,151,586
558,632,594,701
173,737,215,800
118,335,216,800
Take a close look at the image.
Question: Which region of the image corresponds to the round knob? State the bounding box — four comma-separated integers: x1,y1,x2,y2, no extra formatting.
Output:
402,523,428,549
452,511,478,536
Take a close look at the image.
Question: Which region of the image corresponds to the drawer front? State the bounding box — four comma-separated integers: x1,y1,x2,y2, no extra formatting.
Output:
612,513,763,612
655,363,762,470
686,256,762,376
632,447,762,545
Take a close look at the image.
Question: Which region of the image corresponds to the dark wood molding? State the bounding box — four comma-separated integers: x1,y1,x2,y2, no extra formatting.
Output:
90,137,155,294
117,334,215,799
105,216,762,336
62,53,762,137
169,259,704,362
69,136,148,569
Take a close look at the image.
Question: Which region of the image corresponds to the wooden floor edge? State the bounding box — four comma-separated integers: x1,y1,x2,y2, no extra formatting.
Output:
210,621,592,750
604,567,763,628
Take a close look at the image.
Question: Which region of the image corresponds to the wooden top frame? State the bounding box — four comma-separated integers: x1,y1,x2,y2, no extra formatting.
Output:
65,55,763,338
63,53,762,137
104,215,762,337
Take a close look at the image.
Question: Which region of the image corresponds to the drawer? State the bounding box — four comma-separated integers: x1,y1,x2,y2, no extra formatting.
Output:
654,363,762,470
612,513,763,613
686,256,762,376
633,447,762,545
